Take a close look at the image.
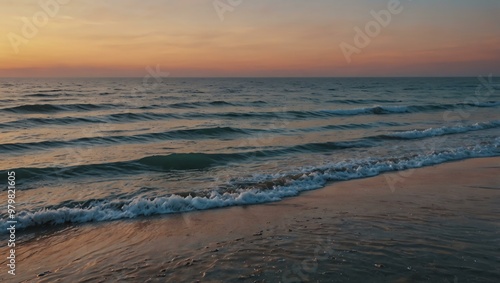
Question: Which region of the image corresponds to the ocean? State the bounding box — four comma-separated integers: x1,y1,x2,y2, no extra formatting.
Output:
1,77,499,233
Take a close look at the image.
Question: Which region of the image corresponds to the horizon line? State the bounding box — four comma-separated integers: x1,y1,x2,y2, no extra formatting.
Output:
0,75,495,79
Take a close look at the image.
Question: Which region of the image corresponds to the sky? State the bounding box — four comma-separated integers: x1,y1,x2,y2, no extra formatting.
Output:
1,0,499,77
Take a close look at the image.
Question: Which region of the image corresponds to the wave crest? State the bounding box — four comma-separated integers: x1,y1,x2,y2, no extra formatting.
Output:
3,140,498,232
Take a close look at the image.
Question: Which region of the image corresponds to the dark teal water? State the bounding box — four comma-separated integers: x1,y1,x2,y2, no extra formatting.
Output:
0,77,499,231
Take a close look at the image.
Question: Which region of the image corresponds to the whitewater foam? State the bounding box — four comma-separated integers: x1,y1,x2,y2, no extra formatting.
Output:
385,120,500,139
3,140,498,233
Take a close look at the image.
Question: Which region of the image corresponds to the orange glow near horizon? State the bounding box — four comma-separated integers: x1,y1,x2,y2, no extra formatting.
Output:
1,0,499,77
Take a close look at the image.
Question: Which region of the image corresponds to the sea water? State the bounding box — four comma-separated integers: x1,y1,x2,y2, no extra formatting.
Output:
0,77,498,231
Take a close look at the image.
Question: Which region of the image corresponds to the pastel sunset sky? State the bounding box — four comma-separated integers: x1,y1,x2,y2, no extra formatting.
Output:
1,0,499,77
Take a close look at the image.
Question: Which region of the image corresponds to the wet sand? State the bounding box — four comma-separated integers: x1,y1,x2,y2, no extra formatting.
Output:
3,157,500,282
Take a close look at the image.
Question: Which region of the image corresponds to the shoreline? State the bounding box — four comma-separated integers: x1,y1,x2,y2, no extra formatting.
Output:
2,156,499,282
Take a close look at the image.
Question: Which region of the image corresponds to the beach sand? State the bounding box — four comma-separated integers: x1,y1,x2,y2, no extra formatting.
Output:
4,157,499,282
